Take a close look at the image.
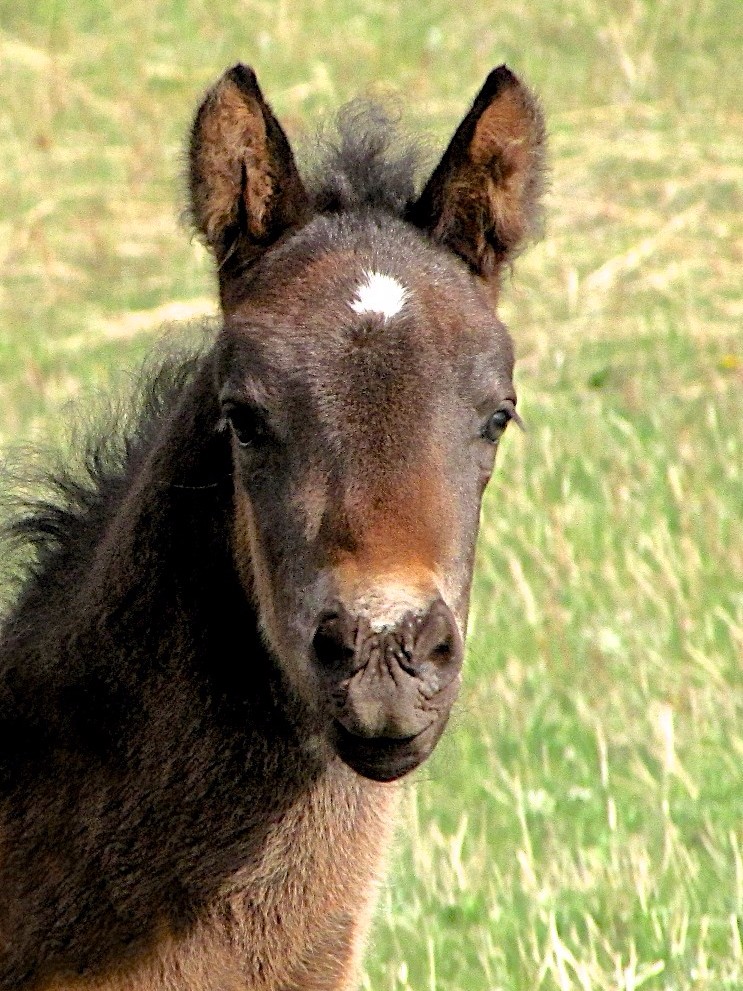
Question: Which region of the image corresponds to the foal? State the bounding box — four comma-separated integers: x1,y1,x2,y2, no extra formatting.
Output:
0,65,544,990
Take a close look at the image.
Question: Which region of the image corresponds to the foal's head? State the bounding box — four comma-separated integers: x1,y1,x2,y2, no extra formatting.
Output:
189,65,544,781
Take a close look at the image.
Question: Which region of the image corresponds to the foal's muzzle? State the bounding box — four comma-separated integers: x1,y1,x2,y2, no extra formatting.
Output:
312,599,464,781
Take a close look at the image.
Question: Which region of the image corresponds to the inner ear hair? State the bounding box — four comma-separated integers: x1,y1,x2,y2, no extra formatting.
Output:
188,64,309,268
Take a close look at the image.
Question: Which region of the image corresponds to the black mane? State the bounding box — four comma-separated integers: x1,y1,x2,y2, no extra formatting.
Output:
304,100,424,216
1,351,208,604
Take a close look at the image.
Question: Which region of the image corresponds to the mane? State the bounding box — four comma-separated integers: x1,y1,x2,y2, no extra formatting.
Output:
0,348,208,608
304,100,425,216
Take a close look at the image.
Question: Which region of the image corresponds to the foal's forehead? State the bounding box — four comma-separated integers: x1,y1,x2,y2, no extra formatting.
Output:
219,215,516,414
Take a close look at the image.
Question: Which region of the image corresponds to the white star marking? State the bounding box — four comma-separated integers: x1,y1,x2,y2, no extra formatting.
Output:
349,271,409,321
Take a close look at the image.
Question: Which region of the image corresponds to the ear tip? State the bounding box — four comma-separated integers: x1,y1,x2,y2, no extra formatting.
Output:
224,63,262,97
481,64,519,97
478,65,544,138
489,64,517,82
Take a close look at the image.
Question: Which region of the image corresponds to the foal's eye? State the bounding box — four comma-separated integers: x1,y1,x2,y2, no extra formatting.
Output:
222,403,270,448
480,405,514,444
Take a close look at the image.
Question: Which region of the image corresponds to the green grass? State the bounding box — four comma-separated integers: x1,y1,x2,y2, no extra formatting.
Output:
1,1,741,989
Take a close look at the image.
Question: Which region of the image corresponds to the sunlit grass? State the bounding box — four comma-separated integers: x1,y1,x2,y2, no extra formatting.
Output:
1,1,741,988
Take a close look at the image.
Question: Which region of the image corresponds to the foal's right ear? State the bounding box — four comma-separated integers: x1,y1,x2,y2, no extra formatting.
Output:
189,65,310,269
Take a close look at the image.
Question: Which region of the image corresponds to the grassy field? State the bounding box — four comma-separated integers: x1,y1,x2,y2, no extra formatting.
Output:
1,1,741,989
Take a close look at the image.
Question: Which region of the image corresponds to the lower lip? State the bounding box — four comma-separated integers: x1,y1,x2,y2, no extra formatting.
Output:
331,720,436,782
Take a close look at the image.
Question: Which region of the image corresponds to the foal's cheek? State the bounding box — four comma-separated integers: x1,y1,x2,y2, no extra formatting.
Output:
231,483,275,617
443,473,491,634
231,479,292,646
477,444,499,493
231,475,330,705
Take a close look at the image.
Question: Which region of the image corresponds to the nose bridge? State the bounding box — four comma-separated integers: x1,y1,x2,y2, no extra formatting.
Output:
328,501,448,629
339,454,448,562
313,426,457,628
330,519,456,630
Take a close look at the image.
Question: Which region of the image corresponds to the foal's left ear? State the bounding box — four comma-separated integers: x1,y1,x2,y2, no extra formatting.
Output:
189,65,309,269
409,66,546,281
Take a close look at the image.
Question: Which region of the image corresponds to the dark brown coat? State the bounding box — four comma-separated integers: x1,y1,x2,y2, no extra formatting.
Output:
0,65,545,990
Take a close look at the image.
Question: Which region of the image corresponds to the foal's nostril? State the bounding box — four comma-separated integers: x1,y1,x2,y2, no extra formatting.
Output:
410,600,463,676
430,637,454,664
312,608,357,676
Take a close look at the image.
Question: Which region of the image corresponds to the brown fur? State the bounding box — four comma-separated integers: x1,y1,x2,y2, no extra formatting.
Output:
37,774,396,991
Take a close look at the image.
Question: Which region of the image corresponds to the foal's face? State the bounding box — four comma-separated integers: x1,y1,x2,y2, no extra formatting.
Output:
217,224,516,779
190,64,544,780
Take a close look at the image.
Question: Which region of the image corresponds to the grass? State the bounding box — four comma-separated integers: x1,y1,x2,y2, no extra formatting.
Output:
1,1,741,988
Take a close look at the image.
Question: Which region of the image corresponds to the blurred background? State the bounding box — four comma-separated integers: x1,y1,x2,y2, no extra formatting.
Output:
0,1,741,988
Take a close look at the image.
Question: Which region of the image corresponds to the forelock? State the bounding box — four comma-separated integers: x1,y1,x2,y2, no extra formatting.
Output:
302,100,424,216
